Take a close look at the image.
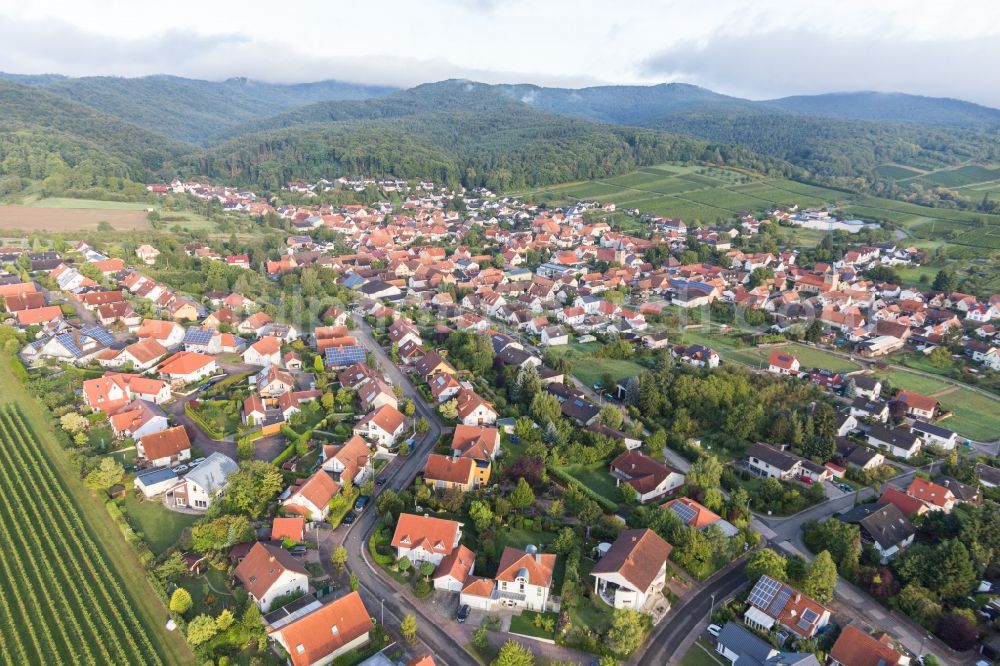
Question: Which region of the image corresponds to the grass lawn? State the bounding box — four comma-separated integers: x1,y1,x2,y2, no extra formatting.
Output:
558,461,621,506
678,639,727,666
756,343,861,373
509,611,558,640
497,528,556,558
878,368,951,395
545,341,648,387
184,567,235,616
122,492,198,556
0,355,195,665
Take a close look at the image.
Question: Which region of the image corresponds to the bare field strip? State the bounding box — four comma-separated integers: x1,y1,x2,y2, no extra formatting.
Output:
0,206,150,231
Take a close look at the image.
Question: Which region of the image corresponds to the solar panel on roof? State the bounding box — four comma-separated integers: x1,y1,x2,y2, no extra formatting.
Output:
325,345,366,367
184,327,213,344
82,326,115,346
797,618,812,631
670,501,698,525
801,608,818,623
748,575,781,609
768,588,792,616
56,333,83,358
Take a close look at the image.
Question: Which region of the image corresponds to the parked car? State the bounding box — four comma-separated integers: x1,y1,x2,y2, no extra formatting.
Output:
707,624,721,637
341,512,357,526
456,604,471,623
288,546,307,556
173,464,189,473
354,495,371,512
798,475,813,485
375,477,386,486
190,457,206,466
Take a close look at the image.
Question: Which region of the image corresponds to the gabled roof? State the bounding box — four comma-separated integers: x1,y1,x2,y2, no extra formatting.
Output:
286,470,340,514
271,592,370,666
906,477,954,509
610,451,679,494
234,542,309,601
139,425,190,460
423,454,475,485
496,547,556,587
356,404,406,435
662,497,720,529
829,625,906,666
590,529,671,592
391,514,461,557
450,425,499,460
878,487,927,517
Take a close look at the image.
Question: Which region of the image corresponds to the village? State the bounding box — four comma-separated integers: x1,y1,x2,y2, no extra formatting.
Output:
0,174,998,666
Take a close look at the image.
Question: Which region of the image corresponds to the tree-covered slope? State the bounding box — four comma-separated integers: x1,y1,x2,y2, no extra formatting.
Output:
187,81,795,191
0,79,191,186
3,74,396,144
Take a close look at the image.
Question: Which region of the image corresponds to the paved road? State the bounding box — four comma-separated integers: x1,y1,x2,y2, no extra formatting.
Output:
326,316,478,664
636,560,749,665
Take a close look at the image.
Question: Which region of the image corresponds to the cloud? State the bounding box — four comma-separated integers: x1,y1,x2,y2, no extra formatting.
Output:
642,28,1000,107
0,14,602,89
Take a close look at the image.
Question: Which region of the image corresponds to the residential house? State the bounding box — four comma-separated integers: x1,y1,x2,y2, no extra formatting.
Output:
767,350,800,376
852,374,882,400
256,365,296,398
321,435,371,486
133,466,178,498
590,529,672,611
165,452,238,511
432,545,476,593
136,319,185,348
490,546,556,612
234,542,310,612
391,514,463,566
867,425,922,460
454,388,497,426
136,425,191,467
82,373,171,413
267,592,371,666
672,344,720,368
662,497,739,536
714,622,778,665
743,575,830,639
609,451,685,503
157,351,217,384
905,477,956,513
540,325,569,346
358,378,398,412
936,476,981,506
894,390,939,420
838,502,915,562
109,400,169,440
878,487,930,519
909,421,957,450
243,336,283,367
353,404,407,449
422,454,477,492
282,470,341,521
829,625,909,666
450,425,499,486
849,397,889,423
271,517,305,543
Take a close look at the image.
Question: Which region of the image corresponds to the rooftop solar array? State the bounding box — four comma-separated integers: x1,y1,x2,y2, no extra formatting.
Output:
669,501,697,525
748,575,782,610
325,345,366,368
81,325,115,346
184,327,214,345
55,333,83,358
768,588,792,616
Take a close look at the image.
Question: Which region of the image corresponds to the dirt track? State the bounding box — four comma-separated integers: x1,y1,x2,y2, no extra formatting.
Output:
0,206,150,231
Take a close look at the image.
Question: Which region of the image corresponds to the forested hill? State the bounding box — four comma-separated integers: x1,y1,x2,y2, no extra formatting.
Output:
187,81,796,191
763,91,1000,128
0,79,191,191
0,74,396,144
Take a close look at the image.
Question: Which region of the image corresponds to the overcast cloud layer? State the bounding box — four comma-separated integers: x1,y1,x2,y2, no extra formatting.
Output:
2,0,1000,106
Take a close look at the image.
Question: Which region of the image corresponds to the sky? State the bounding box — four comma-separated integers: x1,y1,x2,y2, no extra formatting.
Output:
3,0,1000,106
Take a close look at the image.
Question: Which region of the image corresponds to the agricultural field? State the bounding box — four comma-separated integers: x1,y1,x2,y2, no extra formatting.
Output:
28,197,157,210
0,357,193,665
0,404,180,665
0,205,151,231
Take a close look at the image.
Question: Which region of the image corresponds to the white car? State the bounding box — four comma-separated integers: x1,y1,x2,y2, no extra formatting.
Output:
707,624,721,637
173,464,189,474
